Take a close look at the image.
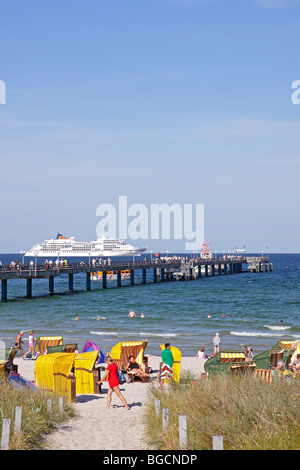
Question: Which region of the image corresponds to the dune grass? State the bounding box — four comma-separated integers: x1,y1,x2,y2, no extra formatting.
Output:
144,373,300,450
0,381,76,449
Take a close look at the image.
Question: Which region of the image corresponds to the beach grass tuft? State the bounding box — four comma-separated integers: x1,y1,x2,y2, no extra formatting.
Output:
0,381,76,449
144,373,300,450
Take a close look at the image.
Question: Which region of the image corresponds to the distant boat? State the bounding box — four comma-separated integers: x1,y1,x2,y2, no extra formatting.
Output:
200,242,212,260
25,233,147,258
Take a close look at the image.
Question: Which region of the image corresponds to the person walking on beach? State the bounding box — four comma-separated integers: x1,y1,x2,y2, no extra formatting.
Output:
23,331,35,358
15,331,25,357
98,356,130,410
213,333,221,355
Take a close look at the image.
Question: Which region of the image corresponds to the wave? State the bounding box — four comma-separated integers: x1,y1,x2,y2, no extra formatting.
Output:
89,331,178,338
230,331,300,339
137,332,178,338
90,331,119,336
264,325,291,331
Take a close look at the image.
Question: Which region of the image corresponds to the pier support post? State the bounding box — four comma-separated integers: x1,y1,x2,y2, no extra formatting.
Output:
117,271,121,287
130,269,134,286
160,268,165,281
197,265,201,278
1,279,7,301
224,264,228,274
142,269,146,284
218,264,222,275
153,268,157,283
49,276,54,295
102,271,107,289
86,272,91,290
212,265,215,276
68,273,74,291
26,278,32,298
205,265,208,277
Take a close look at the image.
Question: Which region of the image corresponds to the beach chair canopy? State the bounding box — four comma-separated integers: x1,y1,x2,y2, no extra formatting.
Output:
111,341,148,370
35,336,63,355
47,343,78,355
0,346,18,364
74,350,99,394
82,341,105,364
204,351,247,374
35,352,76,391
290,341,300,364
253,340,296,370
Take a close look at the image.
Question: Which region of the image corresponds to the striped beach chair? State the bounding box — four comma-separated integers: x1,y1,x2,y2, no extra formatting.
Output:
110,341,148,371
35,336,63,356
205,350,253,376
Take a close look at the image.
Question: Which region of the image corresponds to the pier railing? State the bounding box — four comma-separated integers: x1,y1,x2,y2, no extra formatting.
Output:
0,256,248,279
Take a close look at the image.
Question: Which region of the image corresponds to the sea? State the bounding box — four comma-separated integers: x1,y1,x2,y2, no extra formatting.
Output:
0,253,299,358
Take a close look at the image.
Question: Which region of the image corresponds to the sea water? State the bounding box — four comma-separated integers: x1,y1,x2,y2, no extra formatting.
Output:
0,254,299,357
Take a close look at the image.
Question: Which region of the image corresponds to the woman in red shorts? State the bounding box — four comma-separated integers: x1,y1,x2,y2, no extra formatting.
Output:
98,356,129,410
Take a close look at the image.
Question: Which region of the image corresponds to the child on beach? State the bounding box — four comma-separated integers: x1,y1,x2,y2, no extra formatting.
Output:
23,331,35,358
98,356,130,410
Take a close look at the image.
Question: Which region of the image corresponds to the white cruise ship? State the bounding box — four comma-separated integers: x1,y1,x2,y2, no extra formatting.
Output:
25,233,147,258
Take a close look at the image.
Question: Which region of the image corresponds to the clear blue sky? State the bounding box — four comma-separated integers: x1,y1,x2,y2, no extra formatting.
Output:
1,0,300,253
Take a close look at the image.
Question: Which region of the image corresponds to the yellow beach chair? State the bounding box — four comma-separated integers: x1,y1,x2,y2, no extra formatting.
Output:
35,352,76,402
35,336,63,356
74,351,100,395
160,344,182,384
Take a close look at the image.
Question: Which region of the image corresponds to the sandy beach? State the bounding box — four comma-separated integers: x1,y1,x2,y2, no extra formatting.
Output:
14,354,206,450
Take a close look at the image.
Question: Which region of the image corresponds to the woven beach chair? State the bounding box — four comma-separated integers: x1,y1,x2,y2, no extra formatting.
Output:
35,336,63,356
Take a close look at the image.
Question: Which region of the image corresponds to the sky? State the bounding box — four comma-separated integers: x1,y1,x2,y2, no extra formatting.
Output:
0,0,300,253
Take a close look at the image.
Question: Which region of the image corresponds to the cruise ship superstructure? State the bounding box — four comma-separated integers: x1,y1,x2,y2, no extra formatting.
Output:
25,233,147,257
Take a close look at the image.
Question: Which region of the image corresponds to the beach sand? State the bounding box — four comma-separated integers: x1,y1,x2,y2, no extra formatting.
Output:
14,355,206,450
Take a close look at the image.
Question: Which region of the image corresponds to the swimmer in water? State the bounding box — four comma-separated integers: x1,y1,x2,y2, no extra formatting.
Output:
207,313,211,319
140,312,146,318
128,309,136,318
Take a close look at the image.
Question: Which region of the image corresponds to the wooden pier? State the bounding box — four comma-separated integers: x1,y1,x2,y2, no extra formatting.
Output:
0,256,270,301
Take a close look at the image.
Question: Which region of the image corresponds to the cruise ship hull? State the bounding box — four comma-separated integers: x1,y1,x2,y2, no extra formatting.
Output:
25,248,146,257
